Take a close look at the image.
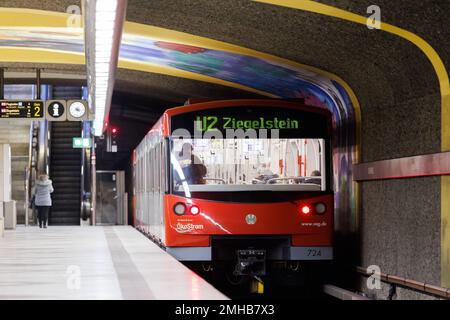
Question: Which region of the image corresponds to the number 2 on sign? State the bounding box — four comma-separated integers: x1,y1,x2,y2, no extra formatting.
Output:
34,106,41,117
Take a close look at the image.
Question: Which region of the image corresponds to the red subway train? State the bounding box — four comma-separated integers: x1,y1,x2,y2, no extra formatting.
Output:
132,99,333,283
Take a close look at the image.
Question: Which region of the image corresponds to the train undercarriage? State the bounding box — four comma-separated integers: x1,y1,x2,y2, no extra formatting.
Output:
183,236,332,297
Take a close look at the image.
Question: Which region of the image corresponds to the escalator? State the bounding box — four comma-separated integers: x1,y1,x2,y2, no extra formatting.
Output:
49,122,82,225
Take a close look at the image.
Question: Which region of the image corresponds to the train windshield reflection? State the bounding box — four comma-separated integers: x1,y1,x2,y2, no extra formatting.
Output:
171,138,326,192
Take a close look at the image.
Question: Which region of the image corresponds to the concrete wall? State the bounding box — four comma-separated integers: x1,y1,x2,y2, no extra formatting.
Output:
358,87,442,299
361,177,441,299
361,93,441,162
307,0,448,298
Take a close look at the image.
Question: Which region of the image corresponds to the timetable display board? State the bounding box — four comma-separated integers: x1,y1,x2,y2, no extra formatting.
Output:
0,100,44,119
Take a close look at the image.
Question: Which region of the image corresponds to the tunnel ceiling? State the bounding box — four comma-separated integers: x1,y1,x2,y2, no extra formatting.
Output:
0,1,446,97
124,0,447,160
0,1,446,102
0,0,448,161
0,0,75,12
0,62,262,104
316,0,450,74
124,0,445,101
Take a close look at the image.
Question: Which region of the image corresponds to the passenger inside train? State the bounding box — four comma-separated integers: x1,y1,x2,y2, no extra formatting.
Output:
306,170,322,185
172,138,325,192
176,142,207,185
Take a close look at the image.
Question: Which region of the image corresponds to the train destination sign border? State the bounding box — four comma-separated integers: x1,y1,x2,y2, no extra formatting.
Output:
171,106,330,138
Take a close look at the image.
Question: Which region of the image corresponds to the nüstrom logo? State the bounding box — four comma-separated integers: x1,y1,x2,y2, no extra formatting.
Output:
175,223,204,233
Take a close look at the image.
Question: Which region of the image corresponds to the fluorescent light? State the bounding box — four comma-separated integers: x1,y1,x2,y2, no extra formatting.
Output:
85,0,126,136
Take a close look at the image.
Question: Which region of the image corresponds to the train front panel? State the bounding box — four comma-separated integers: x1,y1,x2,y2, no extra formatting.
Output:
162,100,334,262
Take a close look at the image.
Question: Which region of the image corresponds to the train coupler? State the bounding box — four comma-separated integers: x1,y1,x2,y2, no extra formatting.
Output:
235,249,266,276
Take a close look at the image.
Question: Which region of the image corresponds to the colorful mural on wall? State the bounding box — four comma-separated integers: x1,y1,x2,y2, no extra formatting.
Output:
0,20,357,233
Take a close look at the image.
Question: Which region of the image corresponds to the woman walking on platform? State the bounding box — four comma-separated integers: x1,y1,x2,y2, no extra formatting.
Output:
33,174,54,228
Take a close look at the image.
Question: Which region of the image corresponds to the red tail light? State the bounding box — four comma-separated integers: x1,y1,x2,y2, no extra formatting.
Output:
300,205,312,215
189,205,200,215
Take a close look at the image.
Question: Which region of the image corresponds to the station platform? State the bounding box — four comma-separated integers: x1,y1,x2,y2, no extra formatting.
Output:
0,226,227,300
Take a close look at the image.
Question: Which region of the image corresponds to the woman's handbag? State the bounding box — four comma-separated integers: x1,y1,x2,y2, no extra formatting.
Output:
29,195,35,209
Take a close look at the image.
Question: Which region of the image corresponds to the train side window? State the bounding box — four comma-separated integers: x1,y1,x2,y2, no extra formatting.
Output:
150,143,154,192
163,138,169,194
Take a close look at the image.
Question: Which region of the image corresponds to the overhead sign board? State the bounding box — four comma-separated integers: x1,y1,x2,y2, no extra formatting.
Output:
0,100,44,119
45,100,67,121
0,99,90,122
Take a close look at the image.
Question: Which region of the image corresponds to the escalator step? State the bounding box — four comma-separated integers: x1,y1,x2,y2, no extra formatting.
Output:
52,168,80,172
48,121,82,226
53,176,80,183
51,172,81,178
50,160,81,166
49,218,80,225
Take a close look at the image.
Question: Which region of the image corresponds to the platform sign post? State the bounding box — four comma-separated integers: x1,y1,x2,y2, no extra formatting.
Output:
0,100,44,119
72,138,92,149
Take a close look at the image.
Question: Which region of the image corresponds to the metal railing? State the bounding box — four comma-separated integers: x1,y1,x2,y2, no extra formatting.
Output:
356,266,450,299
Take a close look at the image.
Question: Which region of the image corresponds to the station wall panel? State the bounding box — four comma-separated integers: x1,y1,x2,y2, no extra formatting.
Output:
360,176,441,298
361,93,441,162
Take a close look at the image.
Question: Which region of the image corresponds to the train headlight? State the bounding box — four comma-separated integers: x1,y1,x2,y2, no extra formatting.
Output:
173,203,186,215
189,205,200,215
300,205,312,215
314,203,326,215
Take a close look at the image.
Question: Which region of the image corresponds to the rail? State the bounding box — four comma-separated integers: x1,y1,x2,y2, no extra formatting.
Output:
323,284,370,300
356,266,450,299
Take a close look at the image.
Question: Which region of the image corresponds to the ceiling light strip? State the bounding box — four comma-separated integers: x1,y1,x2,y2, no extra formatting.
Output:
84,0,127,136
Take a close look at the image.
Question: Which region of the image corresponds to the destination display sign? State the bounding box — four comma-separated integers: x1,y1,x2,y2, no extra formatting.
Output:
196,115,299,131
171,105,331,138
0,100,44,119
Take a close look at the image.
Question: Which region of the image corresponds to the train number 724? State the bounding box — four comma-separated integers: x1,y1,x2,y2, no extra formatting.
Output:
307,249,322,257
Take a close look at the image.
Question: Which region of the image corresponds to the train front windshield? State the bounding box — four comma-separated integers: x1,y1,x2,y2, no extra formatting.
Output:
171,138,326,192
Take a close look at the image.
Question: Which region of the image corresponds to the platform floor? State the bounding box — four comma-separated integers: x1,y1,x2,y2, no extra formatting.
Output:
0,226,227,300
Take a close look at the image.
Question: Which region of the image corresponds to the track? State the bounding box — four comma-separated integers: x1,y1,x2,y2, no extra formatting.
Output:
323,284,370,300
